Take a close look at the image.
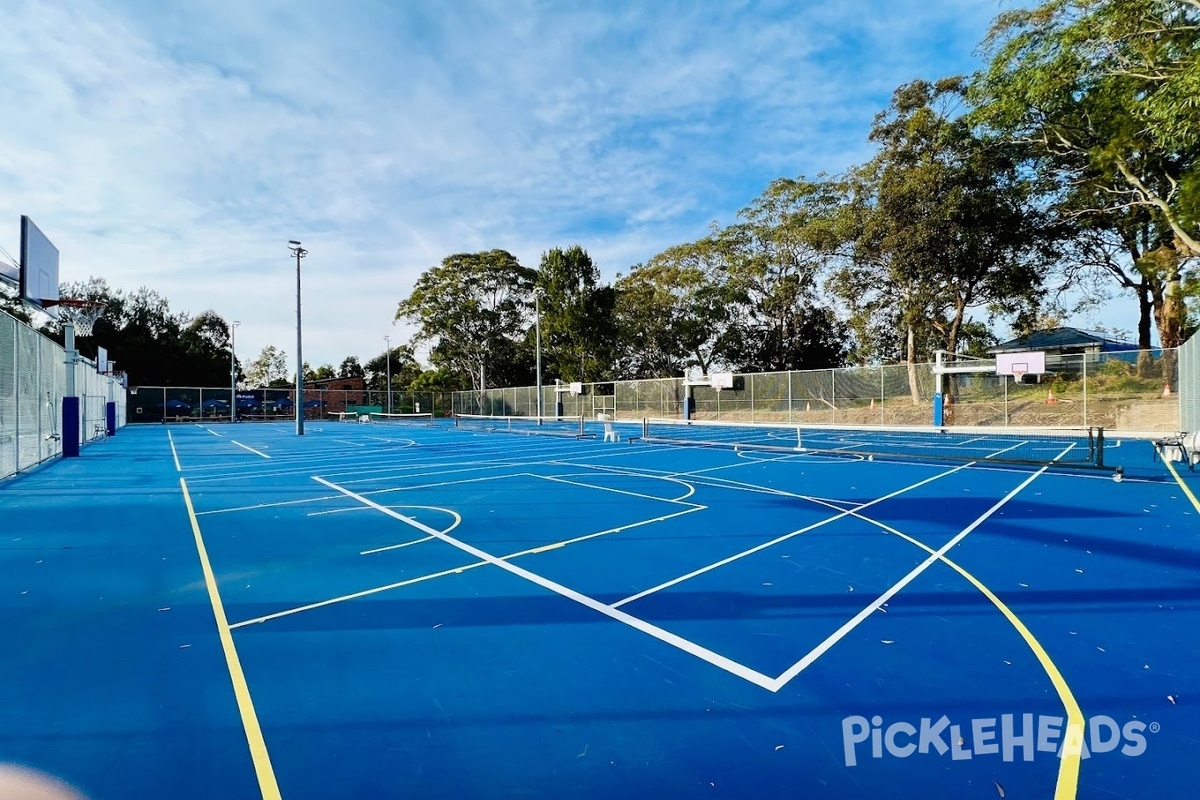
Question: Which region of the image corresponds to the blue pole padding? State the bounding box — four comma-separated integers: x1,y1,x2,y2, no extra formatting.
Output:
555,399,564,418
62,396,81,457
683,395,694,420
933,393,944,427
106,402,117,436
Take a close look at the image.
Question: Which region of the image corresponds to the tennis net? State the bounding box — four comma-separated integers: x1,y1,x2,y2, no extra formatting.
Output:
639,418,1106,468
367,411,436,426
455,414,589,438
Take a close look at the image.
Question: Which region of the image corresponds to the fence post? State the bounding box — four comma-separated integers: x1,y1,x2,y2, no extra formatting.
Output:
1082,353,1087,428
831,369,837,423
787,370,793,423
880,366,886,422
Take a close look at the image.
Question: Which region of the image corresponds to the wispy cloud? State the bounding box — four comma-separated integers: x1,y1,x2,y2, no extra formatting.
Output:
3,0,1080,372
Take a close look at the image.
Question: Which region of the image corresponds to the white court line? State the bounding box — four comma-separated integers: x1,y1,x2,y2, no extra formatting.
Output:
366,436,416,447
232,441,272,459
610,462,971,609
360,535,435,555
311,476,777,690
769,466,1047,690
231,562,492,628
168,430,182,472
985,440,1030,458
306,506,374,517
231,503,705,628
550,470,700,503
206,428,223,437
536,473,699,505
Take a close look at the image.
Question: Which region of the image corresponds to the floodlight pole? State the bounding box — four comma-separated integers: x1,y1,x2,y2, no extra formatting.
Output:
289,240,308,435
534,287,544,418
384,335,392,415
230,320,240,423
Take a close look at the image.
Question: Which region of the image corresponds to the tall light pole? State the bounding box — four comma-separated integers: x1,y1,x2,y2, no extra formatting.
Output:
230,320,241,423
383,334,392,415
288,240,308,435
534,287,545,418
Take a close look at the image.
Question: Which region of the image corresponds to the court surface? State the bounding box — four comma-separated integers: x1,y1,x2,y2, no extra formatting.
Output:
1,419,1198,799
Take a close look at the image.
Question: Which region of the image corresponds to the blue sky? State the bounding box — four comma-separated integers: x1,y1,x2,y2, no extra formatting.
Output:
0,0,1143,371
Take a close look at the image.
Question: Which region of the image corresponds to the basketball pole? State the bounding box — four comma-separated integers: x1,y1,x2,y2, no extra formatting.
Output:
62,318,80,457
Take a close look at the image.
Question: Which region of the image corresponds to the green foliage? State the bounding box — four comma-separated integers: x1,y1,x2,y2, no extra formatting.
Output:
396,250,536,390
972,0,1200,346
834,79,1048,363
337,356,365,380
245,346,289,388
613,239,737,377
53,277,241,386
365,344,422,391
410,367,466,393
0,283,31,323
536,246,617,382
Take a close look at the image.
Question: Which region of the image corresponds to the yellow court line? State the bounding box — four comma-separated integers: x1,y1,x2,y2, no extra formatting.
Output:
180,477,282,799
837,505,1084,800
1165,459,1200,513
936,553,1084,800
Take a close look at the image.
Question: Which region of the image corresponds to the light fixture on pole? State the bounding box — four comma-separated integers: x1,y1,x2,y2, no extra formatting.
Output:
288,240,308,435
230,320,241,423
383,334,392,415
534,286,545,418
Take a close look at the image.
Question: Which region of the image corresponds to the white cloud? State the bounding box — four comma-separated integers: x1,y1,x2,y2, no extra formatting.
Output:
0,0,1145,374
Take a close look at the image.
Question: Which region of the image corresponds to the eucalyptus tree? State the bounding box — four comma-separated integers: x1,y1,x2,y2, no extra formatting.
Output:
395,250,536,392
613,234,738,378
536,246,617,383
725,177,848,371
972,0,1200,347
832,77,1048,398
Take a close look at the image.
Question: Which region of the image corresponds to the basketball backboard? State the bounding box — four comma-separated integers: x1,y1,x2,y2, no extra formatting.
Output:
19,216,60,317
996,350,1046,377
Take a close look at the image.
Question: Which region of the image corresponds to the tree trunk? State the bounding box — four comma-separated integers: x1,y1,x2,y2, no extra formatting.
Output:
907,325,921,404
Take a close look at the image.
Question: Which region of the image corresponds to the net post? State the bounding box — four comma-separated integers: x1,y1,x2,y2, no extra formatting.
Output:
1095,427,1105,468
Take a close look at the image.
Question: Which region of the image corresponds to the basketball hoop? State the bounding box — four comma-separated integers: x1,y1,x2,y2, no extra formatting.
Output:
1012,370,1026,385
42,298,106,337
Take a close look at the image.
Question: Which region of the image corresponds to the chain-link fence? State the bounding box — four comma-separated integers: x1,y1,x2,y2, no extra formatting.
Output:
127,386,455,423
452,348,1181,432
1,309,128,481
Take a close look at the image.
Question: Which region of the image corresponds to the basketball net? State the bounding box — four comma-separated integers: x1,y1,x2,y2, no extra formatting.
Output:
45,299,106,338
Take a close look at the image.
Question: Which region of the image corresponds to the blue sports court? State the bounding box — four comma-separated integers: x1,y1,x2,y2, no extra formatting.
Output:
2,417,1198,799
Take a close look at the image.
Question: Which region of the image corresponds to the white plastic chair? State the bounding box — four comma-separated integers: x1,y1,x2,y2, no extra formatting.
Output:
597,412,617,442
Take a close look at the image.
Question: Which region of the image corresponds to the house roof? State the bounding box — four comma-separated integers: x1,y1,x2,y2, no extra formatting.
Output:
990,326,1139,353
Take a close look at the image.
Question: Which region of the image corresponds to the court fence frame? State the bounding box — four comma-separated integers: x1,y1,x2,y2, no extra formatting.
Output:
125,386,455,425
0,308,128,481
452,347,1182,433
